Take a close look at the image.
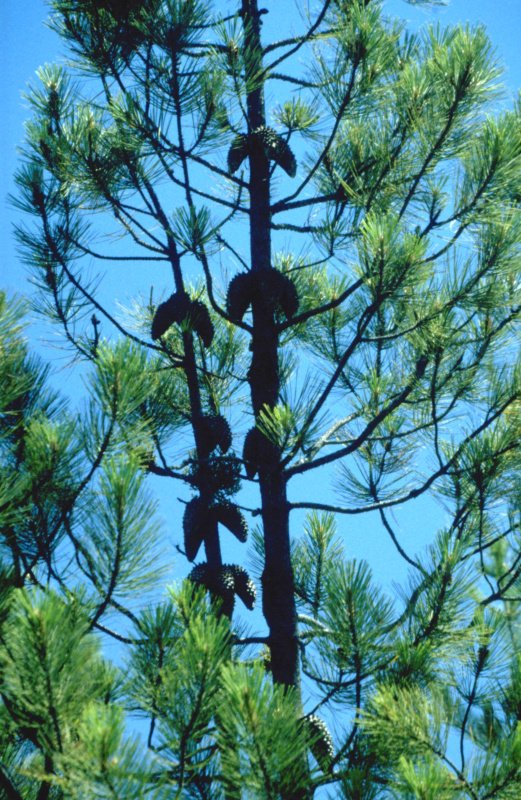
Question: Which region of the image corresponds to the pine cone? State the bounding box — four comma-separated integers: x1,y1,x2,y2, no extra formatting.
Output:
242,427,279,479
189,300,214,348
192,455,242,494
151,292,191,339
227,134,249,173
213,501,248,542
229,564,256,610
183,497,209,562
188,562,210,587
213,565,236,616
258,269,299,319
226,269,298,323
217,565,236,593
228,128,297,177
187,564,236,616
304,714,334,772
199,414,232,453
151,295,214,346
226,272,255,323
252,126,297,177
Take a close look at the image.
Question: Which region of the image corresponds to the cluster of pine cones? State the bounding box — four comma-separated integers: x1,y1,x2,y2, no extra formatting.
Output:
227,126,297,177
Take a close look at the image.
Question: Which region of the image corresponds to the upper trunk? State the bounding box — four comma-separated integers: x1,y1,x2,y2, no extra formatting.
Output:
241,0,300,691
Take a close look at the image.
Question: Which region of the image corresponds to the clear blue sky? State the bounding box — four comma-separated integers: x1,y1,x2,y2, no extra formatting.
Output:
2,0,521,599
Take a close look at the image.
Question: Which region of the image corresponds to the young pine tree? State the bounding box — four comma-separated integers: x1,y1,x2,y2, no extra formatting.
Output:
3,0,521,797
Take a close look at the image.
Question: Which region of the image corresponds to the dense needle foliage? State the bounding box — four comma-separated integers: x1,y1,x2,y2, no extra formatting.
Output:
2,0,521,796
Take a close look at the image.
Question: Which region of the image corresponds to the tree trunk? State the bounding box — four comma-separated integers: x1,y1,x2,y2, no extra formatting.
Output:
241,0,300,690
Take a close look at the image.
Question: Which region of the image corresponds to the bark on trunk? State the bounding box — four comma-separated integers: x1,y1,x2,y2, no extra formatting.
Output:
241,0,300,691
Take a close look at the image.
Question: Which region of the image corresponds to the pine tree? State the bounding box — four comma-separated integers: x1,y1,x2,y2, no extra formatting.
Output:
3,0,521,797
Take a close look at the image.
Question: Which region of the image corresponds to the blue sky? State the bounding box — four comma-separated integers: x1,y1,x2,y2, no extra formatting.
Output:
2,0,521,599
3,0,521,292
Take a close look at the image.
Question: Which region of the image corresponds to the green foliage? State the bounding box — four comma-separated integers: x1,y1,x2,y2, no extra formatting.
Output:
82,453,164,600
0,590,110,752
217,663,310,797
4,0,521,797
